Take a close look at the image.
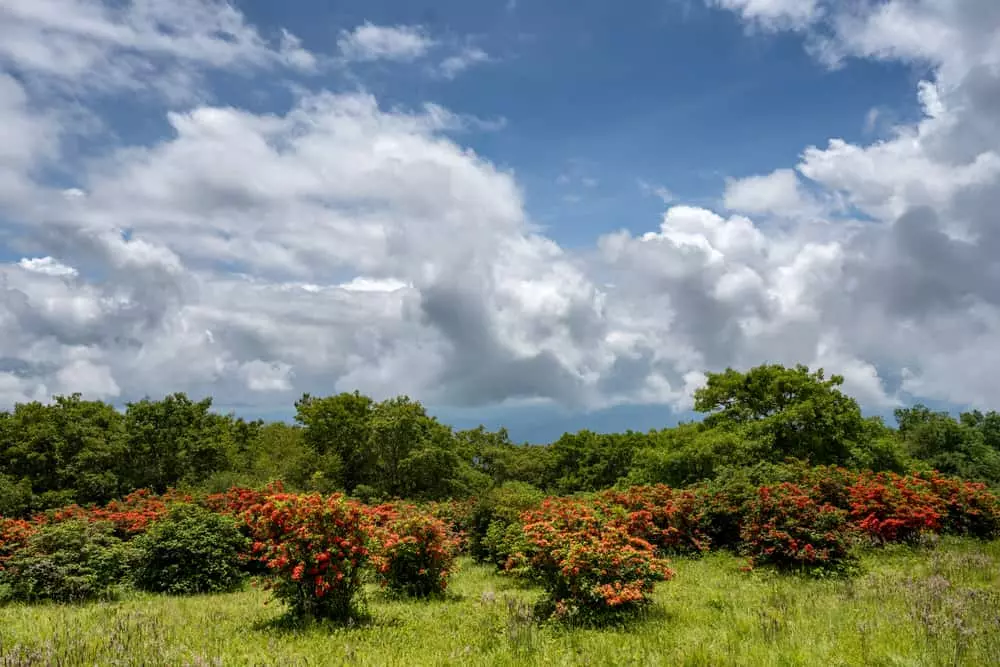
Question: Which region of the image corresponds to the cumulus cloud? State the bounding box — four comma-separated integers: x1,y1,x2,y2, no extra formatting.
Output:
2,0,1000,420
723,168,826,218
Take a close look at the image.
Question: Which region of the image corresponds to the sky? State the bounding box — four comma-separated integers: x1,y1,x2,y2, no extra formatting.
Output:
1,0,999,442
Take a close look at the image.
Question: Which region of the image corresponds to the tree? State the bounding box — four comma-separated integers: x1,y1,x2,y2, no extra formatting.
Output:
122,393,228,492
294,392,374,493
694,364,867,466
896,405,1000,484
369,396,463,499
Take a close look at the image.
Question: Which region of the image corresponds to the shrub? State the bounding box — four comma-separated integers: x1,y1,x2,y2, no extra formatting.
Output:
0,517,36,570
916,472,1000,539
741,483,852,572
599,485,711,555
848,473,944,544
246,493,369,622
368,505,459,597
132,504,249,595
0,520,132,603
519,499,674,622
469,482,545,565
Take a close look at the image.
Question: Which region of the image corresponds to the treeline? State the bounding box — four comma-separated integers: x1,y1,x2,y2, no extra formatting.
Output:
2,364,999,517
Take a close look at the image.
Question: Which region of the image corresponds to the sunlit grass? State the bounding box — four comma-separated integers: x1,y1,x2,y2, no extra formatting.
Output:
2,538,999,666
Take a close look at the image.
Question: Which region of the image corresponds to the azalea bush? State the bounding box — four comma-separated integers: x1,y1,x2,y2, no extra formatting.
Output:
599,485,711,555
246,493,369,622
916,472,1000,539
519,499,674,622
0,517,36,570
367,504,459,597
741,482,852,572
848,472,945,544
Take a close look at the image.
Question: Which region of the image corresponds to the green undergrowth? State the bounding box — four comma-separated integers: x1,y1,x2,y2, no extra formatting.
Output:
1,538,999,666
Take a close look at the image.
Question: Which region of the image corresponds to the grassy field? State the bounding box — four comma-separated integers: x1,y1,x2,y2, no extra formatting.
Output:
1,538,999,666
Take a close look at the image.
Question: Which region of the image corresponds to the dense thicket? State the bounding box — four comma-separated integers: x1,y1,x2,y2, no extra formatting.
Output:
1,364,999,516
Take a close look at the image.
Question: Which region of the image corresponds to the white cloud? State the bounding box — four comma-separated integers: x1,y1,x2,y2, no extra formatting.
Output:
18,257,78,278
337,22,435,63
723,168,824,217
4,0,1000,421
708,0,822,29
0,0,317,100
438,47,491,79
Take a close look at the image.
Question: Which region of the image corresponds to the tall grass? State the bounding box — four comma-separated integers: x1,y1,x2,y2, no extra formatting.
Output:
1,538,999,666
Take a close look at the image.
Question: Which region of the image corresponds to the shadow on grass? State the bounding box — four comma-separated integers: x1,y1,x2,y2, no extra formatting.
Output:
250,608,401,636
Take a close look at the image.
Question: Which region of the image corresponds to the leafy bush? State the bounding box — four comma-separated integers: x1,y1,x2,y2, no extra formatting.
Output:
132,504,249,595
368,504,459,597
468,482,545,565
741,483,852,572
247,493,369,622
0,520,132,603
519,499,674,622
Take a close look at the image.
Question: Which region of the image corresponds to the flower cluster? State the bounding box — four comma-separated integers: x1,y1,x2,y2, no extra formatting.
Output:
29,488,191,538
598,485,711,555
366,503,459,597
205,481,285,518
741,483,852,570
245,493,369,621
0,517,36,570
518,499,674,620
848,472,945,544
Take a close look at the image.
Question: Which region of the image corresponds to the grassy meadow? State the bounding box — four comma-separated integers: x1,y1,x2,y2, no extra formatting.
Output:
1,537,999,666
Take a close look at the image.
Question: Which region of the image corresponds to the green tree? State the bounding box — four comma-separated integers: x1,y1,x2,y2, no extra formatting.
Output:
694,364,867,466
294,391,374,493
122,393,229,492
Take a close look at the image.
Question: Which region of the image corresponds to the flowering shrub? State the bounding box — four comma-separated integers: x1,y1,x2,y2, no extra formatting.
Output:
246,493,369,621
421,498,476,552
204,482,286,519
519,499,674,621
367,504,459,597
741,483,852,571
599,485,711,555
0,517,36,570
848,473,944,544
31,488,192,539
915,472,1000,539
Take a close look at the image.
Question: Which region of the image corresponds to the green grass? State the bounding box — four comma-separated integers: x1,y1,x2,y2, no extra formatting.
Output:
2,538,1000,666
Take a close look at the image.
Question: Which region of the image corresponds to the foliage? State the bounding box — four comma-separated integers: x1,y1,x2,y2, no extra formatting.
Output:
0,519,132,603
367,504,459,597
469,481,545,564
246,493,369,622
519,499,674,621
694,364,868,467
132,504,249,595
740,483,853,572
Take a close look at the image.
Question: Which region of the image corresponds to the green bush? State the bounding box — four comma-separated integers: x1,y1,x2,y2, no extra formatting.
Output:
469,482,544,565
132,504,249,595
0,520,132,603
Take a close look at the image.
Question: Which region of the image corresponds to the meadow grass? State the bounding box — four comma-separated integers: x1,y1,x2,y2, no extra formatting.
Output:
1,537,999,666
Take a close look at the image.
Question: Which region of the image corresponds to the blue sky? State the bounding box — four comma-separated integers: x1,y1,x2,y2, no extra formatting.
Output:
1,0,999,443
